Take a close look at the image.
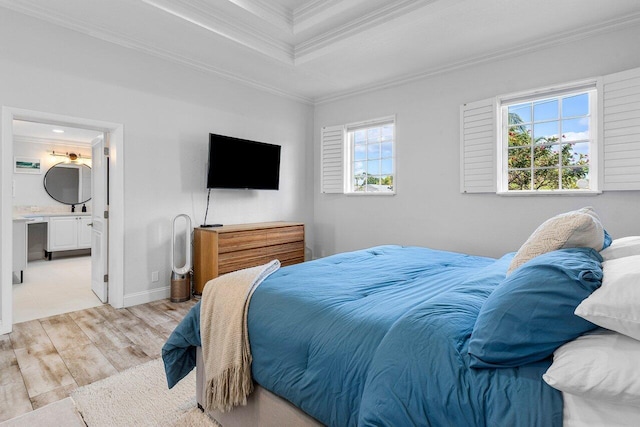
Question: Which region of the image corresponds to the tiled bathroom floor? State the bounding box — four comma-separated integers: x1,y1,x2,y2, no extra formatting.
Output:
12,255,102,324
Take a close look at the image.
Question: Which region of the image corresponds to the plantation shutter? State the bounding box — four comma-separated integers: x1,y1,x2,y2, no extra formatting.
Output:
321,125,345,193
602,67,640,190
460,98,497,193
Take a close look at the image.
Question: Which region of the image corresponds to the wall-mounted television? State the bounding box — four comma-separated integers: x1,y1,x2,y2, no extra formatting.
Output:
207,133,281,190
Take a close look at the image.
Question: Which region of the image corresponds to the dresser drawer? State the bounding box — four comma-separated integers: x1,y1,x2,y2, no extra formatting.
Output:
266,241,304,262
218,247,268,274
218,230,268,253
219,241,304,274
266,225,304,246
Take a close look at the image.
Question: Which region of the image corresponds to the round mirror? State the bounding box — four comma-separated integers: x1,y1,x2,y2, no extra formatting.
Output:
43,162,92,205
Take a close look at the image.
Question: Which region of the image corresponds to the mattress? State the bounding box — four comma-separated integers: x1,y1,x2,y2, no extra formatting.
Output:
195,347,322,427
563,392,640,427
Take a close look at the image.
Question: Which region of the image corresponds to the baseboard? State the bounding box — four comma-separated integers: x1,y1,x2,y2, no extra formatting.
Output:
0,320,10,335
123,285,170,307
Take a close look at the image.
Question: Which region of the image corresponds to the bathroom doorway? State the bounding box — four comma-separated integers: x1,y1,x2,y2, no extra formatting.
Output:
11,120,103,323
1,107,125,334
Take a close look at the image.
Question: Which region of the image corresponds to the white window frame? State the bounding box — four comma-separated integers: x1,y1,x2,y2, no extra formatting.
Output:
496,79,601,195
345,116,396,195
321,116,397,196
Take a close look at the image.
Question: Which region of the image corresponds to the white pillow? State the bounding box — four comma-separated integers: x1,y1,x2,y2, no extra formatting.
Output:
600,236,640,261
543,329,640,405
575,255,640,341
507,207,604,275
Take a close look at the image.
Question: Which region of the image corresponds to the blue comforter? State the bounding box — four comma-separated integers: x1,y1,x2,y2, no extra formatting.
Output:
163,245,562,426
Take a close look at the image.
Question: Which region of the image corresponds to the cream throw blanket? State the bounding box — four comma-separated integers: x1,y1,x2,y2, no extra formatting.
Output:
200,260,280,412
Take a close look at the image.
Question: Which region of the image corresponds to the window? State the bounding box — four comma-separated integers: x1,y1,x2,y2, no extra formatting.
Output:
499,86,597,193
347,119,395,193
321,116,396,195
456,68,640,196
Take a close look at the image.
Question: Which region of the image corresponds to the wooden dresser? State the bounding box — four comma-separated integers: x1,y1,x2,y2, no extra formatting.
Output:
193,221,305,294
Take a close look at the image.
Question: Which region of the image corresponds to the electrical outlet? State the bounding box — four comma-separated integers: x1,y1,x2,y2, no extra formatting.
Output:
151,271,159,282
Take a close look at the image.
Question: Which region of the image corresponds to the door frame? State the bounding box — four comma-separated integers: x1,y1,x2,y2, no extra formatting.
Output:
1,107,125,334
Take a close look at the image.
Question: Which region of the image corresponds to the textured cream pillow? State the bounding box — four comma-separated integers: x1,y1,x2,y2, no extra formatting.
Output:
507,207,604,275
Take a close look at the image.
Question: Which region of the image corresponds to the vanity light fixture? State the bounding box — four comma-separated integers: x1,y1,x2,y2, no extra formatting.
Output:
50,151,91,163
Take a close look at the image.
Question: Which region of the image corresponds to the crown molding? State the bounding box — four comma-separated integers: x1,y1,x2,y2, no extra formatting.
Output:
145,0,434,64
0,0,446,68
145,43,313,104
142,0,295,63
228,0,292,31
2,0,638,107
293,0,344,31
314,11,640,105
294,0,437,64
0,0,313,104
294,0,337,19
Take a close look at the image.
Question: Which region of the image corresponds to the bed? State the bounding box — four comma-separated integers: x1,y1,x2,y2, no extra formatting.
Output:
162,208,640,426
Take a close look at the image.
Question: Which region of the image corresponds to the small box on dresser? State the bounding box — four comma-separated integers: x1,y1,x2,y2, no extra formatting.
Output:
193,221,305,294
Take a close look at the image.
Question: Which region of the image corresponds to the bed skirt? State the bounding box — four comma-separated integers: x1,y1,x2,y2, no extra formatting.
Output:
196,347,323,427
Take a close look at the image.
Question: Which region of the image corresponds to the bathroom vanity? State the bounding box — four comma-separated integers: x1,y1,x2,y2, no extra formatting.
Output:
46,214,92,258
11,212,92,283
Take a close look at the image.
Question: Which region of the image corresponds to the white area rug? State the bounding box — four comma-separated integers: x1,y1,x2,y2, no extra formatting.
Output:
72,358,216,426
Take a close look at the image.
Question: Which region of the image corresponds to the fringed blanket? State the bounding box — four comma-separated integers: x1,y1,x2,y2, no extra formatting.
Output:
200,260,280,412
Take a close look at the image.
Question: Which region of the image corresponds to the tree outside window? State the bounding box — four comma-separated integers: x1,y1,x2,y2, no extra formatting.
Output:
505,92,592,191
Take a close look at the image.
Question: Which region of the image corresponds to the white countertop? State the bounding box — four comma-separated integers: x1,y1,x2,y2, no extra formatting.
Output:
24,212,91,217
13,212,92,221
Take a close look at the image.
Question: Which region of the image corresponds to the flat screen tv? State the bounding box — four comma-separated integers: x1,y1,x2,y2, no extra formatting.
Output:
207,133,281,190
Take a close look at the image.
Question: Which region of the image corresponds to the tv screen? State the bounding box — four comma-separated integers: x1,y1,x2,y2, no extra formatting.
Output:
207,133,281,190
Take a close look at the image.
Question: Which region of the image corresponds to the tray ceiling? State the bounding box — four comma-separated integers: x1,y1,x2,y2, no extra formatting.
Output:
1,0,640,103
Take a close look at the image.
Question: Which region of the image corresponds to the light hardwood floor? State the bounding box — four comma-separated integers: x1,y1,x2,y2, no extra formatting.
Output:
0,297,198,422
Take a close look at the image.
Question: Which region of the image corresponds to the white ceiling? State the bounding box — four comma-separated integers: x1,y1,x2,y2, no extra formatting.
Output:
2,0,640,103
13,120,103,146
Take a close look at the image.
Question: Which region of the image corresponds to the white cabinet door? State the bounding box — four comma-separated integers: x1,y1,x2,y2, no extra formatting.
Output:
13,220,27,282
78,216,93,249
48,216,79,251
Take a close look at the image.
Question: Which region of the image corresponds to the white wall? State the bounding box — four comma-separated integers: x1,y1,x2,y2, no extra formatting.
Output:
314,25,640,259
13,140,92,210
0,9,314,311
